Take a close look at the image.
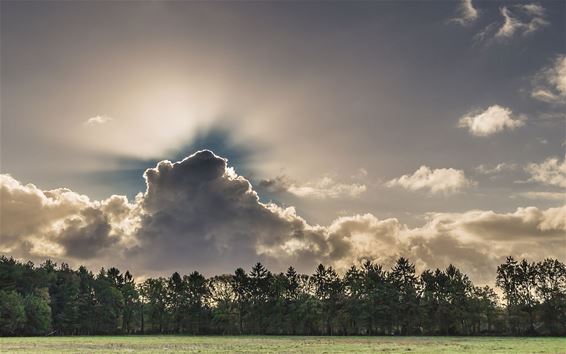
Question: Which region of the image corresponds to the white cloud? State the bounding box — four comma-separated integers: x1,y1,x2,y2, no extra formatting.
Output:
450,0,479,26
458,105,526,136
85,115,113,126
287,176,367,199
526,155,566,188
532,55,566,104
386,166,473,195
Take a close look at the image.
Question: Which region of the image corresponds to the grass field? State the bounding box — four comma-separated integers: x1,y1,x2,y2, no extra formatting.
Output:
1,335,565,353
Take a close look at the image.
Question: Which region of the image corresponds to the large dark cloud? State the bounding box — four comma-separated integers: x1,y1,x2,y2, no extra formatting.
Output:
1,151,565,283
130,150,319,272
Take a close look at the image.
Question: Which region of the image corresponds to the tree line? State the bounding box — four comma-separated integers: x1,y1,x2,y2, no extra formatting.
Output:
1,255,565,336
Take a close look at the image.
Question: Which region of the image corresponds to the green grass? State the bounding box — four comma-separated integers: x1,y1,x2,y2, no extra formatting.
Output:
1,335,565,353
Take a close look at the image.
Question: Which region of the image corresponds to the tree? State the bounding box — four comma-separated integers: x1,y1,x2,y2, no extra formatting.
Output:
209,274,238,334
0,253,563,336
50,263,79,335
140,278,168,333
312,264,343,335
390,257,419,335
167,272,185,333
496,257,539,334
0,290,25,335
93,269,124,334
231,268,250,334
121,271,139,334
248,262,271,334
23,290,52,335
185,271,209,334
534,259,566,335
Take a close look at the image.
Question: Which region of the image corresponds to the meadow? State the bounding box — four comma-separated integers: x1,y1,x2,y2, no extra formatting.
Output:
1,336,565,353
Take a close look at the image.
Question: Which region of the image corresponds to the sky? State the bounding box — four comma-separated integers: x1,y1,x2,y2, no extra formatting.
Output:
1,0,565,284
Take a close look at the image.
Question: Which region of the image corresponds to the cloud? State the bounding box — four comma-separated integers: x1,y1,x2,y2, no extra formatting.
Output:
85,115,113,126
496,4,548,39
475,162,517,175
0,174,137,259
531,55,566,104
450,0,479,26
475,4,548,43
262,206,566,284
260,175,367,200
386,166,473,195
1,151,565,285
259,175,292,194
458,105,526,136
526,155,566,188
287,177,367,199
516,191,565,201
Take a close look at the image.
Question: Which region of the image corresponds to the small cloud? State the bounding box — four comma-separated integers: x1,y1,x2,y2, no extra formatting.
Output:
449,0,479,26
351,168,368,180
475,3,548,43
531,55,566,104
475,163,517,175
515,191,565,201
260,174,367,200
525,155,566,188
288,176,367,200
85,115,113,126
259,175,292,194
386,166,474,195
496,4,548,39
458,105,526,137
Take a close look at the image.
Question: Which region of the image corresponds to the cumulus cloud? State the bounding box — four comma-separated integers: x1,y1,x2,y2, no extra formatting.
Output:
458,105,526,136
1,151,565,284
532,55,566,104
260,175,367,200
450,0,478,26
0,174,137,259
386,166,473,195
261,206,566,284
85,115,113,126
526,155,566,188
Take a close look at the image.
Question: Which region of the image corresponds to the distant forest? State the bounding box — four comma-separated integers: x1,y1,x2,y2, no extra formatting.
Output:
1,256,565,337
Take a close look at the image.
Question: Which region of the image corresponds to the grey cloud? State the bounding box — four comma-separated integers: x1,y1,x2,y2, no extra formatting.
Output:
56,207,115,259
259,175,292,194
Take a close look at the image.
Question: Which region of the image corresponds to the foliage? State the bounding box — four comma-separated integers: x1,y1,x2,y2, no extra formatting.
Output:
0,255,565,336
